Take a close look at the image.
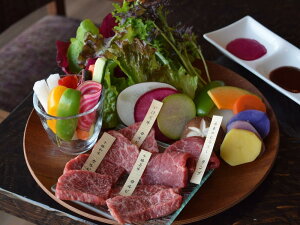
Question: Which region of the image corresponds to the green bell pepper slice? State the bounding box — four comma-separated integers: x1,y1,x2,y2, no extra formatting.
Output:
56,88,81,140
195,80,225,116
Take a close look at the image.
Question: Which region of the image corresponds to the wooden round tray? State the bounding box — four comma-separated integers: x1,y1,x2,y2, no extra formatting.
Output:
23,62,279,224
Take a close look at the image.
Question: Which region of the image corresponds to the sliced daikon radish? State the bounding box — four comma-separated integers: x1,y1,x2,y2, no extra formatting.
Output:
209,108,234,131
46,74,60,90
117,82,176,126
33,79,50,111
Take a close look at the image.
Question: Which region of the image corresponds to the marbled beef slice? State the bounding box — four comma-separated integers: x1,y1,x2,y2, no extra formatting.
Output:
119,122,159,153
56,170,112,205
105,130,140,173
110,184,180,198
141,151,192,188
63,153,125,184
106,189,182,224
165,136,220,169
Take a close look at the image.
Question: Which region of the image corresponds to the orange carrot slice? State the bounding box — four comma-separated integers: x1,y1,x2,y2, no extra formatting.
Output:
76,129,90,140
88,64,95,74
233,94,266,114
207,86,252,110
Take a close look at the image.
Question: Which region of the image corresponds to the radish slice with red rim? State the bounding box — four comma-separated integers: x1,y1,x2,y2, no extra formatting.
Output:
77,81,102,131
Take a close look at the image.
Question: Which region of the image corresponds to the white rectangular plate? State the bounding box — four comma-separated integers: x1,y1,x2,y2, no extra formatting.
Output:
203,16,300,105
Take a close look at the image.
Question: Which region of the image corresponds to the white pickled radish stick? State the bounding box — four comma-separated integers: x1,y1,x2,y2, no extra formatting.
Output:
46,73,60,90
33,80,50,111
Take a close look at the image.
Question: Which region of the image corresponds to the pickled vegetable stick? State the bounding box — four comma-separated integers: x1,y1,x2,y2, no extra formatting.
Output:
33,79,50,111
46,74,60,90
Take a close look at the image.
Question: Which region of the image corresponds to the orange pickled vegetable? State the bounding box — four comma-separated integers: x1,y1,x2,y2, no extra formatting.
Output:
233,94,266,114
76,129,90,140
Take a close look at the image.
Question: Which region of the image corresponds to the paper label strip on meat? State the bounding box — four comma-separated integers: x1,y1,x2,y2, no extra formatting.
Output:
81,132,116,172
190,115,223,184
119,150,152,196
119,100,162,196
131,99,163,147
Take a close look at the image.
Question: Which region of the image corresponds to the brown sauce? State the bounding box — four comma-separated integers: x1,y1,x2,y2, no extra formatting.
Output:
226,38,267,61
269,66,300,93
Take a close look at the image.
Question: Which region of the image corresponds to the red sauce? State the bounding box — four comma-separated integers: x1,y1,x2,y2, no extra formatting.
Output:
226,38,267,60
269,66,300,93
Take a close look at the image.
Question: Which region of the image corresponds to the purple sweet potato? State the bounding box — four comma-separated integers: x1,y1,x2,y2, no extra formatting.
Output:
227,120,261,139
226,110,270,138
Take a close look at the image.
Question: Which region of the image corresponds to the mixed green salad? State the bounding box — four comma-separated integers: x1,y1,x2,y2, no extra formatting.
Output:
56,0,211,128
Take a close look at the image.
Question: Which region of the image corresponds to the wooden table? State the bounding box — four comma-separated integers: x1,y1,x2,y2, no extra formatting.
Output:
0,0,299,224
0,109,9,123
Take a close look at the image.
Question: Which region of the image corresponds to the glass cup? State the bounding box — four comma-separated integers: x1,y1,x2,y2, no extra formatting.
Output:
33,88,105,155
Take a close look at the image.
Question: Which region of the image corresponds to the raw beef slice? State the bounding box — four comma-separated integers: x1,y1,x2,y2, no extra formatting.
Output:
56,170,112,206
63,154,125,184
105,130,140,173
110,184,180,198
133,185,180,196
165,136,220,169
119,122,159,153
106,189,182,224
141,152,192,188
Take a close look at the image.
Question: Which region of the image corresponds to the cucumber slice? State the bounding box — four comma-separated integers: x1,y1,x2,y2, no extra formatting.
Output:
93,57,107,83
194,80,225,116
157,93,196,140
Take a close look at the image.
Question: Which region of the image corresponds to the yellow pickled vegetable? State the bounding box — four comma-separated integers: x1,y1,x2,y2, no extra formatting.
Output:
47,85,67,132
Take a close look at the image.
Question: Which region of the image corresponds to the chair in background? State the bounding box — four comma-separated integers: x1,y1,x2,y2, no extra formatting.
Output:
0,0,80,112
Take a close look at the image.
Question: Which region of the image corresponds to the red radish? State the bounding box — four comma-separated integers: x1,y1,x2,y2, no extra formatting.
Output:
134,87,179,142
134,88,179,121
117,82,176,126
